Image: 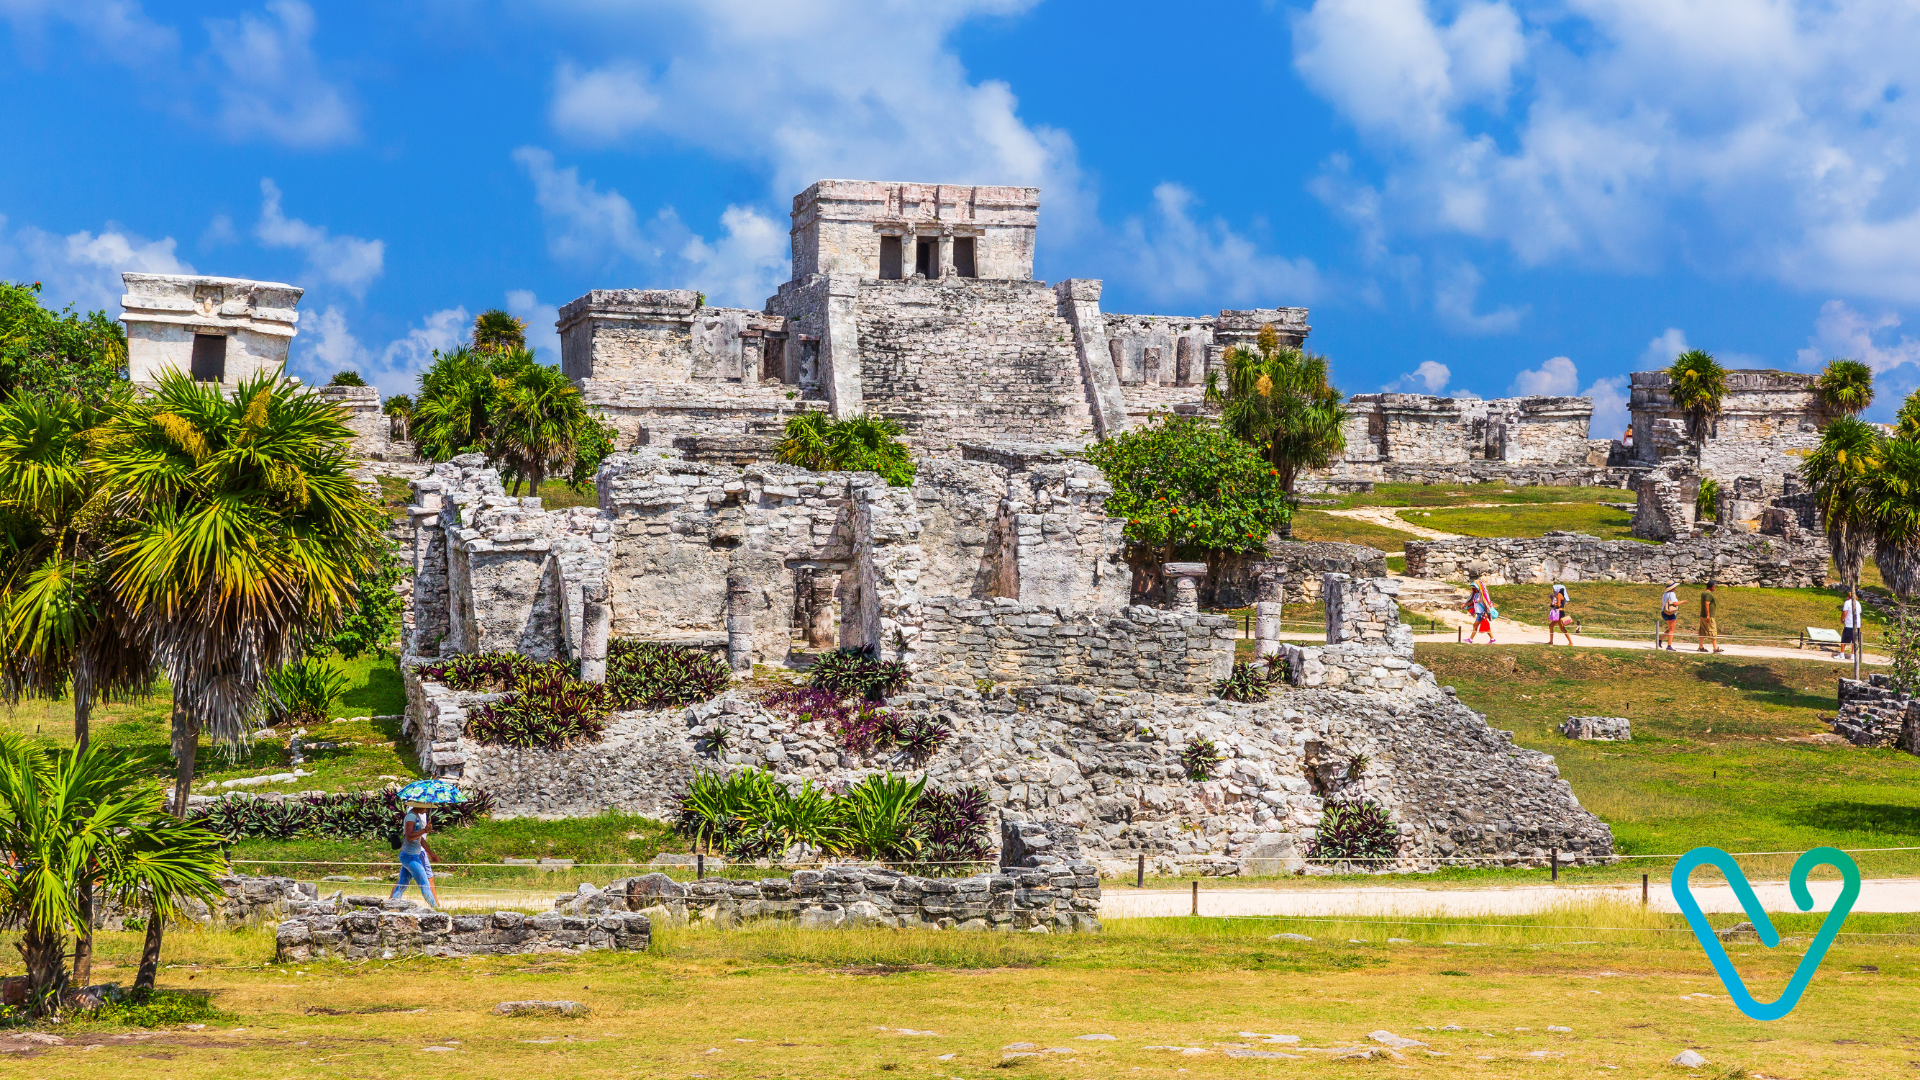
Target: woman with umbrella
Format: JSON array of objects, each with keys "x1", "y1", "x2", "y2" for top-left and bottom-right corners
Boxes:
[{"x1": 390, "y1": 779, "x2": 462, "y2": 908}]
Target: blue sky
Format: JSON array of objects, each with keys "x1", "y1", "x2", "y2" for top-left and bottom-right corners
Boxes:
[{"x1": 7, "y1": 0, "x2": 1920, "y2": 439}]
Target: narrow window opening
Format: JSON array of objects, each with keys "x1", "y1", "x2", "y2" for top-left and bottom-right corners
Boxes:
[
  {"x1": 1108, "y1": 338, "x2": 1123, "y2": 381},
  {"x1": 763, "y1": 338, "x2": 786, "y2": 382},
  {"x1": 190, "y1": 334, "x2": 227, "y2": 382},
  {"x1": 1175, "y1": 338, "x2": 1193, "y2": 385},
  {"x1": 879, "y1": 235, "x2": 903, "y2": 280},
  {"x1": 952, "y1": 237, "x2": 976, "y2": 278},
  {"x1": 914, "y1": 238, "x2": 936, "y2": 278}
]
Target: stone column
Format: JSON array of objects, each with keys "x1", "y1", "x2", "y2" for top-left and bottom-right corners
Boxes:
[
  {"x1": 1252, "y1": 561, "x2": 1286, "y2": 659},
  {"x1": 726, "y1": 569, "x2": 754, "y2": 674},
  {"x1": 1163, "y1": 562, "x2": 1207, "y2": 613},
  {"x1": 1053, "y1": 279, "x2": 1130, "y2": 439},
  {"x1": 821, "y1": 274, "x2": 863, "y2": 418},
  {"x1": 579, "y1": 581, "x2": 610, "y2": 684},
  {"x1": 807, "y1": 569, "x2": 838, "y2": 649}
]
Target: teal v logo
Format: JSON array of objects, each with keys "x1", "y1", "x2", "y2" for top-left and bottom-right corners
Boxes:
[{"x1": 1670, "y1": 846, "x2": 1861, "y2": 1021}]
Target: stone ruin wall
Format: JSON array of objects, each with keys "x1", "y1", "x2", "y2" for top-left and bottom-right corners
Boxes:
[
  {"x1": 404, "y1": 568, "x2": 1615, "y2": 876},
  {"x1": 1403, "y1": 528, "x2": 1828, "y2": 589},
  {"x1": 1629, "y1": 369, "x2": 1826, "y2": 495},
  {"x1": 1303, "y1": 393, "x2": 1611, "y2": 490}
]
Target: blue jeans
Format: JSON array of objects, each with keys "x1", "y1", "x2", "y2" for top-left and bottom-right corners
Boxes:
[{"x1": 392, "y1": 851, "x2": 437, "y2": 907}]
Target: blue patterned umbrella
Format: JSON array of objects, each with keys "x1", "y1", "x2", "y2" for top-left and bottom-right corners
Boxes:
[{"x1": 396, "y1": 779, "x2": 466, "y2": 804}]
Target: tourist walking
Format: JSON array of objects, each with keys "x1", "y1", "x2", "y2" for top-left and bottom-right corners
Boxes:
[
  {"x1": 391, "y1": 802, "x2": 439, "y2": 908},
  {"x1": 1464, "y1": 573, "x2": 1497, "y2": 644},
  {"x1": 1697, "y1": 582, "x2": 1723, "y2": 653},
  {"x1": 1547, "y1": 583, "x2": 1574, "y2": 645},
  {"x1": 1841, "y1": 589, "x2": 1862, "y2": 661},
  {"x1": 1659, "y1": 582, "x2": 1680, "y2": 650}
]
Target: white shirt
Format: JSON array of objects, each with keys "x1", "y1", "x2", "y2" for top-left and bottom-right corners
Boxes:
[
  {"x1": 1843, "y1": 599, "x2": 1861, "y2": 629},
  {"x1": 1661, "y1": 590, "x2": 1678, "y2": 613}
]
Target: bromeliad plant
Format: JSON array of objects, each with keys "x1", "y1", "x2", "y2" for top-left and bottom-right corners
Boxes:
[
  {"x1": 606, "y1": 639, "x2": 731, "y2": 709},
  {"x1": 190, "y1": 787, "x2": 493, "y2": 842},
  {"x1": 264, "y1": 655, "x2": 350, "y2": 726},
  {"x1": 468, "y1": 669, "x2": 612, "y2": 749},
  {"x1": 761, "y1": 686, "x2": 951, "y2": 760},
  {"x1": 808, "y1": 646, "x2": 911, "y2": 701},
  {"x1": 425, "y1": 640, "x2": 731, "y2": 750},
  {"x1": 1180, "y1": 736, "x2": 1225, "y2": 781},
  {"x1": 1303, "y1": 798, "x2": 1400, "y2": 866},
  {"x1": 1213, "y1": 657, "x2": 1288, "y2": 703}
]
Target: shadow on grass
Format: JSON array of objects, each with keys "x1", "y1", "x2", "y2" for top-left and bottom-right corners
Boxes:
[
  {"x1": 1786, "y1": 801, "x2": 1920, "y2": 838},
  {"x1": 340, "y1": 660, "x2": 407, "y2": 716},
  {"x1": 1690, "y1": 661, "x2": 1830, "y2": 710}
]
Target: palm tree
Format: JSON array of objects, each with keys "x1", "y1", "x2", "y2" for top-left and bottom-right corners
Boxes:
[
  {"x1": 91, "y1": 370, "x2": 383, "y2": 987},
  {"x1": 1804, "y1": 417, "x2": 1884, "y2": 660},
  {"x1": 1817, "y1": 358, "x2": 1874, "y2": 417},
  {"x1": 772, "y1": 411, "x2": 917, "y2": 486},
  {"x1": 491, "y1": 353, "x2": 589, "y2": 495},
  {"x1": 472, "y1": 309, "x2": 527, "y2": 353},
  {"x1": 411, "y1": 346, "x2": 499, "y2": 462},
  {"x1": 1205, "y1": 324, "x2": 1346, "y2": 538},
  {"x1": 1868, "y1": 434, "x2": 1920, "y2": 600},
  {"x1": 1667, "y1": 349, "x2": 1728, "y2": 452},
  {"x1": 0, "y1": 733, "x2": 226, "y2": 1012},
  {"x1": 0, "y1": 393, "x2": 158, "y2": 985}
]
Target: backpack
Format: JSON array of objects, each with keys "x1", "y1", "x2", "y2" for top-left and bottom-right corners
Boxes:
[{"x1": 386, "y1": 815, "x2": 405, "y2": 850}]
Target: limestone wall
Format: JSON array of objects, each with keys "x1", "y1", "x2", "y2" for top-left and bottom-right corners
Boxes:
[
  {"x1": 274, "y1": 897, "x2": 652, "y2": 962},
  {"x1": 1629, "y1": 369, "x2": 1826, "y2": 492},
  {"x1": 315, "y1": 384, "x2": 391, "y2": 462},
  {"x1": 1834, "y1": 675, "x2": 1920, "y2": 753},
  {"x1": 1309, "y1": 393, "x2": 1599, "y2": 486},
  {"x1": 94, "y1": 875, "x2": 316, "y2": 931},
  {"x1": 789, "y1": 180, "x2": 1041, "y2": 282},
  {"x1": 1403, "y1": 530, "x2": 1828, "y2": 588},
  {"x1": 121, "y1": 272, "x2": 301, "y2": 391},
  {"x1": 554, "y1": 866, "x2": 1101, "y2": 933},
  {"x1": 911, "y1": 600, "x2": 1236, "y2": 695}
]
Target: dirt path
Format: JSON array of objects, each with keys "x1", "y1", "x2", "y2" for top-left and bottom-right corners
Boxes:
[
  {"x1": 1102, "y1": 877, "x2": 1920, "y2": 917},
  {"x1": 1319, "y1": 505, "x2": 1461, "y2": 541}
]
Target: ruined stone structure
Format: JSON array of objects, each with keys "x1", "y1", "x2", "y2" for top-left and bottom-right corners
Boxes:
[
  {"x1": 1833, "y1": 675, "x2": 1920, "y2": 753},
  {"x1": 1629, "y1": 369, "x2": 1825, "y2": 485},
  {"x1": 316, "y1": 383, "x2": 396, "y2": 462},
  {"x1": 558, "y1": 180, "x2": 1308, "y2": 454},
  {"x1": 94, "y1": 874, "x2": 316, "y2": 931},
  {"x1": 1403, "y1": 528, "x2": 1827, "y2": 588},
  {"x1": 1305, "y1": 394, "x2": 1611, "y2": 490},
  {"x1": 274, "y1": 896, "x2": 653, "y2": 962},
  {"x1": 121, "y1": 272, "x2": 302, "y2": 390}
]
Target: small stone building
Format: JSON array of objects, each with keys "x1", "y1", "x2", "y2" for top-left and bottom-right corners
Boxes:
[{"x1": 121, "y1": 272, "x2": 303, "y2": 390}]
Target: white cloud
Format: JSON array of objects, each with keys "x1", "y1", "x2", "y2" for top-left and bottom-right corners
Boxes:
[
  {"x1": 375, "y1": 307, "x2": 470, "y2": 397},
  {"x1": 1114, "y1": 184, "x2": 1321, "y2": 307},
  {"x1": 514, "y1": 146, "x2": 787, "y2": 307},
  {"x1": 1641, "y1": 327, "x2": 1690, "y2": 367},
  {"x1": 1293, "y1": 0, "x2": 1920, "y2": 301},
  {"x1": 1586, "y1": 374, "x2": 1630, "y2": 440},
  {"x1": 1509, "y1": 355, "x2": 1579, "y2": 396},
  {"x1": 1433, "y1": 260, "x2": 1524, "y2": 333},
  {"x1": 1795, "y1": 299, "x2": 1920, "y2": 373},
  {"x1": 0, "y1": 0, "x2": 178, "y2": 66},
  {"x1": 505, "y1": 289, "x2": 563, "y2": 360},
  {"x1": 1385, "y1": 360, "x2": 1453, "y2": 393},
  {"x1": 202, "y1": 1, "x2": 356, "y2": 147},
  {"x1": 0, "y1": 216, "x2": 191, "y2": 313},
  {"x1": 300, "y1": 304, "x2": 367, "y2": 380},
  {"x1": 254, "y1": 179, "x2": 384, "y2": 296},
  {"x1": 550, "y1": 61, "x2": 660, "y2": 143},
  {"x1": 293, "y1": 305, "x2": 470, "y2": 398}
]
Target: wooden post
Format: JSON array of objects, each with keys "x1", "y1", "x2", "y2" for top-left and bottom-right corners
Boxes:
[
  {"x1": 696, "y1": 853, "x2": 705, "y2": 880},
  {"x1": 1642, "y1": 874, "x2": 1649, "y2": 906},
  {"x1": 1550, "y1": 849, "x2": 1558, "y2": 882},
  {"x1": 1191, "y1": 880, "x2": 1199, "y2": 916},
  {"x1": 1136, "y1": 854, "x2": 1145, "y2": 889}
]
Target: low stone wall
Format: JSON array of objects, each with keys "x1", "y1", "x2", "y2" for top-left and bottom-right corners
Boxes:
[
  {"x1": 1212, "y1": 541, "x2": 1388, "y2": 607},
  {"x1": 273, "y1": 896, "x2": 653, "y2": 961},
  {"x1": 1303, "y1": 461, "x2": 1639, "y2": 491},
  {"x1": 912, "y1": 599, "x2": 1236, "y2": 695},
  {"x1": 95, "y1": 874, "x2": 316, "y2": 930},
  {"x1": 552, "y1": 866, "x2": 1101, "y2": 933},
  {"x1": 1834, "y1": 675, "x2": 1920, "y2": 752},
  {"x1": 1403, "y1": 530, "x2": 1827, "y2": 588}
]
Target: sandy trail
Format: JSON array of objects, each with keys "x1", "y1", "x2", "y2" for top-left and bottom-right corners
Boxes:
[{"x1": 1319, "y1": 505, "x2": 1460, "y2": 541}]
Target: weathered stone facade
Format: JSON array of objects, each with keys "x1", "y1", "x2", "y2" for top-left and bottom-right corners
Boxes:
[
  {"x1": 93, "y1": 874, "x2": 317, "y2": 930},
  {"x1": 121, "y1": 272, "x2": 302, "y2": 391},
  {"x1": 558, "y1": 180, "x2": 1309, "y2": 454},
  {"x1": 315, "y1": 384, "x2": 393, "y2": 463},
  {"x1": 273, "y1": 896, "x2": 653, "y2": 961},
  {"x1": 1403, "y1": 529, "x2": 1827, "y2": 588},
  {"x1": 1630, "y1": 369, "x2": 1826, "y2": 488},
  {"x1": 1302, "y1": 393, "x2": 1611, "y2": 490},
  {"x1": 1561, "y1": 716, "x2": 1631, "y2": 742}
]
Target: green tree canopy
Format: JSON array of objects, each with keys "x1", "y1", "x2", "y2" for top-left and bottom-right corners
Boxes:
[
  {"x1": 772, "y1": 411, "x2": 916, "y2": 486},
  {"x1": 472, "y1": 309, "x2": 527, "y2": 352},
  {"x1": 1803, "y1": 415, "x2": 1884, "y2": 600},
  {"x1": 327, "y1": 370, "x2": 366, "y2": 387},
  {"x1": 0, "y1": 281, "x2": 127, "y2": 402},
  {"x1": 1817, "y1": 358, "x2": 1874, "y2": 416},
  {"x1": 1667, "y1": 349, "x2": 1729, "y2": 445},
  {"x1": 412, "y1": 346, "x2": 613, "y2": 494},
  {"x1": 1085, "y1": 416, "x2": 1293, "y2": 565}
]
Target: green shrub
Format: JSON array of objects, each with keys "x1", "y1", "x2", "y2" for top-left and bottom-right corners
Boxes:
[
  {"x1": 266, "y1": 656, "x2": 350, "y2": 726},
  {"x1": 327, "y1": 370, "x2": 367, "y2": 387},
  {"x1": 809, "y1": 646, "x2": 910, "y2": 701},
  {"x1": 83, "y1": 988, "x2": 229, "y2": 1028},
  {"x1": 468, "y1": 670, "x2": 610, "y2": 749},
  {"x1": 191, "y1": 788, "x2": 494, "y2": 842},
  {"x1": 773, "y1": 411, "x2": 917, "y2": 486},
  {"x1": 671, "y1": 768, "x2": 990, "y2": 865},
  {"x1": 1304, "y1": 799, "x2": 1400, "y2": 865}
]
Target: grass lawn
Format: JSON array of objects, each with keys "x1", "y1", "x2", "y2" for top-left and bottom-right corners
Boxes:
[
  {"x1": 1289, "y1": 509, "x2": 1415, "y2": 552},
  {"x1": 24, "y1": 912, "x2": 1917, "y2": 1078},
  {"x1": 1485, "y1": 581, "x2": 1886, "y2": 646},
  {"x1": 1421, "y1": 643, "x2": 1920, "y2": 881},
  {"x1": 1408, "y1": 501, "x2": 1640, "y2": 541},
  {"x1": 1, "y1": 652, "x2": 417, "y2": 794}
]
